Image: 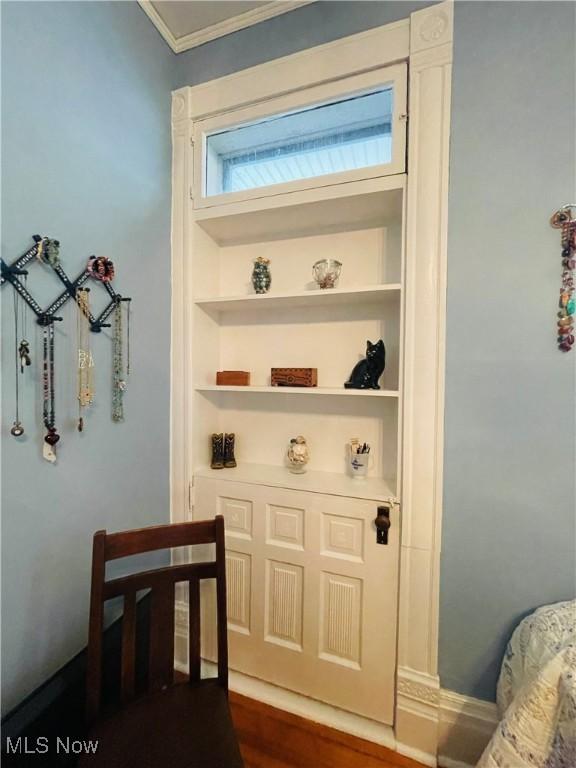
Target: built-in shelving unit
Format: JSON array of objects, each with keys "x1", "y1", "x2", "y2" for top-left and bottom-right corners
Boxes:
[
  {"x1": 195, "y1": 463, "x2": 397, "y2": 503},
  {"x1": 196, "y1": 385, "x2": 399, "y2": 397},
  {"x1": 194, "y1": 175, "x2": 404, "y2": 246},
  {"x1": 194, "y1": 284, "x2": 401, "y2": 313},
  {"x1": 172, "y1": 4, "x2": 453, "y2": 745},
  {"x1": 189, "y1": 174, "x2": 405, "y2": 495}
]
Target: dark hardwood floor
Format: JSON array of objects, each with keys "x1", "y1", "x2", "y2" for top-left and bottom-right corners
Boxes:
[{"x1": 229, "y1": 692, "x2": 426, "y2": 768}]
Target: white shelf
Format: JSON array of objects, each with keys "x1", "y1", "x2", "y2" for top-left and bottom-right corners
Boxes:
[
  {"x1": 195, "y1": 385, "x2": 399, "y2": 398},
  {"x1": 194, "y1": 176, "x2": 405, "y2": 246},
  {"x1": 194, "y1": 463, "x2": 397, "y2": 504},
  {"x1": 194, "y1": 284, "x2": 401, "y2": 313}
]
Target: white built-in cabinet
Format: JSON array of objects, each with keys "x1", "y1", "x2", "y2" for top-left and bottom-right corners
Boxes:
[{"x1": 171, "y1": 3, "x2": 453, "y2": 761}]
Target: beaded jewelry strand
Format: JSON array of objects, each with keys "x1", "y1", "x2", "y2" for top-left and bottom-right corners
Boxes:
[
  {"x1": 42, "y1": 323, "x2": 60, "y2": 461},
  {"x1": 112, "y1": 299, "x2": 129, "y2": 422},
  {"x1": 76, "y1": 288, "x2": 95, "y2": 431},
  {"x1": 551, "y1": 205, "x2": 576, "y2": 352},
  {"x1": 11, "y1": 288, "x2": 25, "y2": 436}
]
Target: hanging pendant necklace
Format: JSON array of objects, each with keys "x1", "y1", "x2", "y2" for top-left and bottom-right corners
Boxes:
[
  {"x1": 18, "y1": 275, "x2": 31, "y2": 374},
  {"x1": 76, "y1": 287, "x2": 95, "y2": 431},
  {"x1": 112, "y1": 299, "x2": 128, "y2": 422},
  {"x1": 11, "y1": 287, "x2": 25, "y2": 436},
  {"x1": 42, "y1": 322, "x2": 59, "y2": 462}
]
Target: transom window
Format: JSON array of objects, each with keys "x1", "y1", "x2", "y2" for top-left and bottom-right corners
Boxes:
[{"x1": 205, "y1": 89, "x2": 393, "y2": 197}]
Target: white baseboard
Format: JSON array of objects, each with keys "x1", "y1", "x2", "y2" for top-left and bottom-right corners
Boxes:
[
  {"x1": 176, "y1": 656, "x2": 398, "y2": 752},
  {"x1": 175, "y1": 604, "x2": 497, "y2": 768},
  {"x1": 438, "y1": 689, "x2": 498, "y2": 768}
]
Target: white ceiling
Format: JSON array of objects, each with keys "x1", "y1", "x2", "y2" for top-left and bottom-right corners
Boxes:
[{"x1": 139, "y1": 1, "x2": 315, "y2": 53}]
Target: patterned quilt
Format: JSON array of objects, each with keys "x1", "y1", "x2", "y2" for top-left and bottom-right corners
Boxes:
[{"x1": 478, "y1": 600, "x2": 576, "y2": 767}]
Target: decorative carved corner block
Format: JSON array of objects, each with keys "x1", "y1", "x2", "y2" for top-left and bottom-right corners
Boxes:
[
  {"x1": 171, "y1": 88, "x2": 190, "y2": 124},
  {"x1": 397, "y1": 667, "x2": 441, "y2": 708},
  {"x1": 410, "y1": 1, "x2": 453, "y2": 54}
]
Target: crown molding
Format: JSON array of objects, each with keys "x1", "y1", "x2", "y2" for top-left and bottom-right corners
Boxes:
[
  {"x1": 139, "y1": 1, "x2": 316, "y2": 55},
  {"x1": 138, "y1": 1, "x2": 178, "y2": 52}
]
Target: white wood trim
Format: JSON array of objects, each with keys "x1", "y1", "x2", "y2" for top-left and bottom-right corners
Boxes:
[
  {"x1": 438, "y1": 690, "x2": 498, "y2": 768},
  {"x1": 394, "y1": 1, "x2": 453, "y2": 756},
  {"x1": 193, "y1": 463, "x2": 397, "y2": 504},
  {"x1": 170, "y1": 91, "x2": 194, "y2": 523},
  {"x1": 173, "y1": 2, "x2": 315, "y2": 54},
  {"x1": 183, "y1": 20, "x2": 410, "y2": 121},
  {"x1": 194, "y1": 284, "x2": 401, "y2": 312},
  {"x1": 139, "y1": 2, "x2": 315, "y2": 54},
  {"x1": 138, "y1": 0, "x2": 316, "y2": 53},
  {"x1": 177, "y1": 604, "x2": 496, "y2": 768},
  {"x1": 138, "y1": 1, "x2": 178, "y2": 52},
  {"x1": 195, "y1": 385, "x2": 399, "y2": 398},
  {"x1": 192, "y1": 63, "x2": 407, "y2": 207}
]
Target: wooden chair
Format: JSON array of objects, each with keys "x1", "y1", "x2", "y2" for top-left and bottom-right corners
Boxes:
[{"x1": 79, "y1": 516, "x2": 243, "y2": 768}]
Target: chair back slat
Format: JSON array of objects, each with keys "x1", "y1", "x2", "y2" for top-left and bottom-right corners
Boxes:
[
  {"x1": 215, "y1": 517, "x2": 229, "y2": 692},
  {"x1": 188, "y1": 577, "x2": 201, "y2": 682},
  {"x1": 121, "y1": 592, "x2": 137, "y2": 704},
  {"x1": 86, "y1": 531, "x2": 106, "y2": 723},
  {"x1": 103, "y1": 562, "x2": 217, "y2": 600},
  {"x1": 86, "y1": 517, "x2": 228, "y2": 723},
  {"x1": 104, "y1": 520, "x2": 218, "y2": 560},
  {"x1": 148, "y1": 580, "x2": 176, "y2": 692}
]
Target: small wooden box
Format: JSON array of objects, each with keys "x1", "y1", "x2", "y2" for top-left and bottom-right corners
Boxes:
[
  {"x1": 271, "y1": 368, "x2": 318, "y2": 387},
  {"x1": 216, "y1": 371, "x2": 251, "y2": 386}
]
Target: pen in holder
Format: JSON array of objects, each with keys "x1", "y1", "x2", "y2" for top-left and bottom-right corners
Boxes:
[{"x1": 348, "y1": 439, "x2": 373, "y2": 480}]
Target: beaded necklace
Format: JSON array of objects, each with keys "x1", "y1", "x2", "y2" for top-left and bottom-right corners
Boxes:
[
  {"x1": 76, "y1": 287, "x2": 94, "y2": 431},
  {"x1": 42, "y1": 323, "x2": 59, "y2": 461},
  {"x1": 112, "y1": 300, "x2": 129, "y2": 422},
  {"x1": 11, "y1": 285, "x2": 27, "y2": 437},
  {"x1": 551, "y1": 205, "x2": 576, "y2": 352}
]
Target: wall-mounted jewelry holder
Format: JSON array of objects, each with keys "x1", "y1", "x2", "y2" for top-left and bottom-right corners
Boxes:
[
  {"x1": 1, "y1": 235, "x2": 131, "y2": 330},
  {"x1": 550, "y1": 206, "x2": 575, "y2": 353}
]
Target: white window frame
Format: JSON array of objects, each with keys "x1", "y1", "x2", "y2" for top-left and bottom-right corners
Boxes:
[{"x1": 192, "y1": 63, "x2": 407, "y2": 209}]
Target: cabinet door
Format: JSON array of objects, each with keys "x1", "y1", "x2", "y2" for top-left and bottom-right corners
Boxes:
[{"x1": 194, "y1": 478, "x2": 399, "y2": 725}]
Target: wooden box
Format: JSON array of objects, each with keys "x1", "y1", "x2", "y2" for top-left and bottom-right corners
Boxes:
[
  {"x1": 271, "y1": 368, "x2": 318, "y2": 387},
  {"x1": 216, "y1": 371, "x2": 251, "y2": 386}
]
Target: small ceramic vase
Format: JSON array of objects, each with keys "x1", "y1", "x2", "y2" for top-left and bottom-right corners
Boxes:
[
  {"x1": 286, "y1": 436, "x2": 309, "y2": 474},
  {"x1": 252, "y1": 257, "x2": 271, "y2": 294}
]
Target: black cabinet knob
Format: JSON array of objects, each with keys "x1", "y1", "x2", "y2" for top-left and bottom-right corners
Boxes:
[{"x1": 374, "y1": 506, "x2": 391, "y2": 545}]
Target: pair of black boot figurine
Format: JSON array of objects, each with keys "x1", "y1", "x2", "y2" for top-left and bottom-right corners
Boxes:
[{"x1": 211, "y1": 433, "x2": 237, "y2": 469}]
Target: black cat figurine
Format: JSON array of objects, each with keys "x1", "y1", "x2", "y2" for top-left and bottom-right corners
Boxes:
[{"x1": 344, "y1": 339, "x2": 386, "y2": 390}]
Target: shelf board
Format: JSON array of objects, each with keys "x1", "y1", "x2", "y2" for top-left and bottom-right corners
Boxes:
[
  {"x1": 194, "y1": 284, "x2": 401, "y2": 313},
  {"x1": 193, "y1": 176, "x2": 405, "y2": 246},
  {"x1": 194, "y1": 463, "x2": 397, "y2": 503},
  {"x1": 195, "y1": 385, "x2": 399, "y2": 398}
]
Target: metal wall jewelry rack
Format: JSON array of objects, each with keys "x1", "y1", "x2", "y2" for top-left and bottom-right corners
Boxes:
[{"x1": 1, "y1": 235, "x2": 131, "y2": 330}]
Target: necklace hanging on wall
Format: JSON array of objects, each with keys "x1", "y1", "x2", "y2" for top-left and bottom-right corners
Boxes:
[
  {"x1": 76, "y1": 287, "x2": 95, "y2": 432},
  {"x1": 112, "y1": 298, "x2": 130, "y2": 422},
  {"x1": 551, "y1": 205, "x2": 576, "y2": 352},
  {"x1": 11, "y1": 283, "x2": 30, "y2": 437},
  {"x1": 42, "y1": 323, "x2": 60, "y2": 462}
]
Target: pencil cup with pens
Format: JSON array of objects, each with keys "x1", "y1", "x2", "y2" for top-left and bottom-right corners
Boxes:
[{"x1": 348, "y1": 438, "x2": 372, "y2": 480}]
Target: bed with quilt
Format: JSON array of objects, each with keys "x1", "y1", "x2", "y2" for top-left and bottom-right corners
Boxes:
[{"x1": 478, "y1": 600, "x2": 575, "y2": 768}]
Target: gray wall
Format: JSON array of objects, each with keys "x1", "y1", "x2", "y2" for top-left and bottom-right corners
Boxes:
[
  {"x1": 440, "y1": 0, "x2": 575, "y2": 700},
  {"x1": 175, "y1": 0, "x2": 576, "y2": 701},
  {"x1": 1, "y1": 1, "x2": 174, "y2": 714},
  {"x1": 174, "y1": 1, "x2": 430, "y2": 88}
]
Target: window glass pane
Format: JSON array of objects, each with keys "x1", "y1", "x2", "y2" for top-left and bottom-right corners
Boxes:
[{"x1": 205, "y1": 89, "x2": 393, "y2": 197}]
